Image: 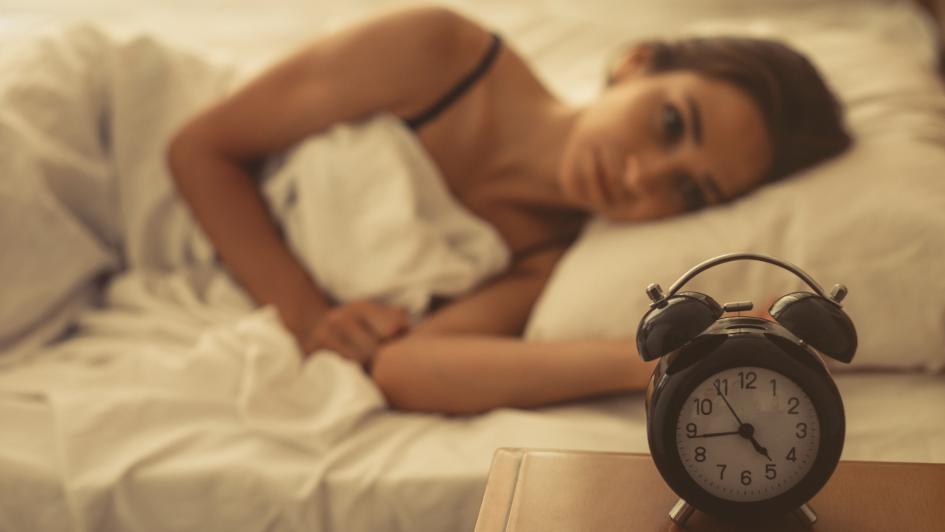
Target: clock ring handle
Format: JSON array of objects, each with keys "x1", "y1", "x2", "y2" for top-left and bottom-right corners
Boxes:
[{"x1": 661, "y1": 252, "x2": 830, "y2": 301}]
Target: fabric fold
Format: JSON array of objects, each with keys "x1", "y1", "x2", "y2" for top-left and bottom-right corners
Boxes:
[{"x1": 262, "y1": 114, "x2": 511, "y2": 319}]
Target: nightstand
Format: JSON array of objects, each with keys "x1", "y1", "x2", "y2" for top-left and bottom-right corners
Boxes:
[{"x1": 474, "y1": 449, "x2": 945, "y2": 531}]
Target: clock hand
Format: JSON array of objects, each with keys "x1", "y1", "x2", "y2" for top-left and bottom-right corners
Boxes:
[
  {"x1": 689, "y1": 431, "x2": 740, "y2": 438},
  {"x1": 712, "y1": 383, "x2": 773, "y2": 460},
  {"x1": 737, "y1": 423, "x2": 774, "y2": 462},
  {"x1": 713, "y1": 381, "x2": 744, "y2": 426},
  {"x1": 748, "y1": 434, "x2": 774, "y2": 462}
]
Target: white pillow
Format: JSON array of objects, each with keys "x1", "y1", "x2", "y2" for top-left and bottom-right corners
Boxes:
[{"x1": 525, "y1": 18, "x2": 945, "y2": 372}]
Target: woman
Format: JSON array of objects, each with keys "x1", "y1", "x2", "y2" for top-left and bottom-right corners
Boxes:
[{"x1": 167, "y1": 6, "x2": 851, "y2": 414}]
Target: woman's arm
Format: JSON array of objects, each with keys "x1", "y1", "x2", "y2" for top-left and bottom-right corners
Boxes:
[
  {"x1": 373, "y1": 334, "x2": 652, "y2": 415},
  {"x1": 169, "y1": 136, "x2": 331, "y2": 341},
  {"x1": 370, "y1": 247, "x2": 655, "y2": 414},
  {"x1": 166, "y1": 7, "x2": 493, "y2": 341}
]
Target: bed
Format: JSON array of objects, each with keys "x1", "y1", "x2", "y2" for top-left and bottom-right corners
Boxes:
[{"x1": 1, "y1": 1, "x2": 944, "y2": 531}]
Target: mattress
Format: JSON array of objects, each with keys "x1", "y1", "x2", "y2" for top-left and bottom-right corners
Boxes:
[{"x1": 1, "y1": 1, "x2": 944, "y2": 531}]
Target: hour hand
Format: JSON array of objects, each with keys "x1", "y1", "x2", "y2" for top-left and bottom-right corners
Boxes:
[{"x1": 748, "y1": 435, "x2": 773, "y2": 462}]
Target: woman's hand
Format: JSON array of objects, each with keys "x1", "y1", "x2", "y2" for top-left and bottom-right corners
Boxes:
[{"x1": 302, "y1": 300, "x2": 410, "y2": 366}]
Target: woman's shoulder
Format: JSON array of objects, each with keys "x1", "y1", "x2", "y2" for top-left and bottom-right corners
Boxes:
[
  {"x1": 384, "y1": 5, "x2": 486, "y2": 40},
  {"x1": 367, "y1": 5, "x2": 494, "y2": 72},
  {"x1": 342, "y1": 5, "x2": 501, "y2": 119}
]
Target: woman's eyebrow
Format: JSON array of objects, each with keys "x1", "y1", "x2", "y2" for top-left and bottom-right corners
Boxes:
[{"x1": 686, "y1": 95, "x2": 703, "y2": 145}]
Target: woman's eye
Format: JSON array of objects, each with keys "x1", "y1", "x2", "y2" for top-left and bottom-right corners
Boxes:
[{"x1": 662, "y1": 103, "x2": 684, "y2": 144}]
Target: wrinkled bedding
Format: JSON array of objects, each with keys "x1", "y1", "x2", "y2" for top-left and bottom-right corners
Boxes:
[
  {"x1": 1, "y1": 270, "x2": 942, "y2": 531},
  {"x1": 0, "y1": 24, "x2": 508, "y2": 355}
]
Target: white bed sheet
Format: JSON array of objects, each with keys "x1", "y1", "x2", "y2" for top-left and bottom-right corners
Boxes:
[
  {"x1": 1, "y1": 302, "x2": 943, "y2": 532},
  {"x1": 2, "y1": 1, "x2": 944, "y2": 531}
]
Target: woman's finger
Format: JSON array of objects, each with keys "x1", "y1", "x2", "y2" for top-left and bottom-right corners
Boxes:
[
  {"x1": 334, "y1": 314, "x2": 378, "y2": 361},
  {"x1": 359, "y1": 304, "x2": 409, "y2": 339},
  {"x1": 328, "y1": 326, "x2": 370, "y2": 362},
  {"x1": 306, "y1": 319, "x2": 361, "y2": 361}
]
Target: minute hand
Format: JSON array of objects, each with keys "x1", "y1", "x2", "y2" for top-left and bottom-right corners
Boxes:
[
  {"x1": 714, "y1": 382, "x2": 744, "y2": 425},
  {"x1": 690, "y1": 431, "x2": 740, "y2": 438}
]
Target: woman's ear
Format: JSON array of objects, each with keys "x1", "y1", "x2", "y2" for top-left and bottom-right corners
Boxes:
[{"x1": 606, "y1": 44, "x2": 654, "y2": 85}]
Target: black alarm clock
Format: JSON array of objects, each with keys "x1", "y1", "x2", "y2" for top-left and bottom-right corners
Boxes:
[{"x1": 636, "y1": 253, "x2": 857, "y2": 526}]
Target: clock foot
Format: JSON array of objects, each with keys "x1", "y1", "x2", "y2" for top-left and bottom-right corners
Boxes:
[
  {"x1": 792, "y1": 503, "x2": 818, "y2": 527},
  {"x1": 669, "y1": 498, "x2": 695, "y2": 526}
]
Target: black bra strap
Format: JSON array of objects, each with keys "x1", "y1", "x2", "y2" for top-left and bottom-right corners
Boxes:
[{"x1": 405, "y1": 33, "x2": 502, "y2": 130}]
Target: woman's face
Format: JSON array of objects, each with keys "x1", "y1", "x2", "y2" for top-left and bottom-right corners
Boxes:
[{"x1": 558, "y1": 69, "x2": 773, "y2": 221}]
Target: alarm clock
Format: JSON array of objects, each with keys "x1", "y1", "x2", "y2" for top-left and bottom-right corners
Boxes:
[{"x1": 636, "y1": 252, "x2": 857, "y2": 526}]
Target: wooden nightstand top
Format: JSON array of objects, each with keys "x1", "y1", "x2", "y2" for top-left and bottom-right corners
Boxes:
[{"x1": 475, "y1": 449, "x2": 945, "y2": 532}]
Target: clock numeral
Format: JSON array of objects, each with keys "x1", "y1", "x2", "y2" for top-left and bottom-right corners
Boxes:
[
  {"x1": 787, "y1": 397, "x2": 800, "y2": 415},
  {"x1": 765, "y1": 463, "x2": 777, "y2": 480},
  {"x1": 796, "y1": 422, "x2": 808, "y2": 439},
  {"x1": 713, "y1": 378, "x2": 728, "y2": 396},
  {"x1": 686, "y1": 423, "x2": 698, "y2": 438},
  {"x1": 716, "y1": 464, "x2": 727, "y2": 480},
  {"x1": 738, "y1": 371, "x2": 757, "y2": 390},
  {"x1": 786, "y1": 447, "x2": 797, "y2": 462},
  {"x1": 693, "y1": 398, "x2": 713, "y2": 416},
  {"x1": 770, "y1": 378, "x2": 777, "y2": 396},
  {"x1": 695, "y1": 447, "x2": 706, "y2": 462},
  {"x1": 740, "y1": 470, "x2": 752, "y2": 486}
]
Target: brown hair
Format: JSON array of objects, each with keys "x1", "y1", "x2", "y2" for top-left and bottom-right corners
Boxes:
[{"x1": 617, "y1": 36, "x2": 852, "y2": 183}]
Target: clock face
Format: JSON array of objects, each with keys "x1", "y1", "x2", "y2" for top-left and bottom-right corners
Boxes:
[{"x1": 675, "y1": 366, "x2": 820, "y2": 502}]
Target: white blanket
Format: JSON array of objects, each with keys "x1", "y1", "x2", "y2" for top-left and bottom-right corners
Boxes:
[
  {"x1": 0, "y1": 24, "x2": 510, "y2": 356},
  {"x1": 263, "y1": 116, "x2": 510, "y2": 317},
  {"x1": 0, "y1": 269, "x2": 389, "y2": 531},
  {"x1": 0, "y1": 23, "x2": 512, "y2": 531}
]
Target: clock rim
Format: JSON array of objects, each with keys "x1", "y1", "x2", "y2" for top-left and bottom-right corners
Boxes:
[{"x1": 647, "y1": 331, "x2": 845, "y2": 521}]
